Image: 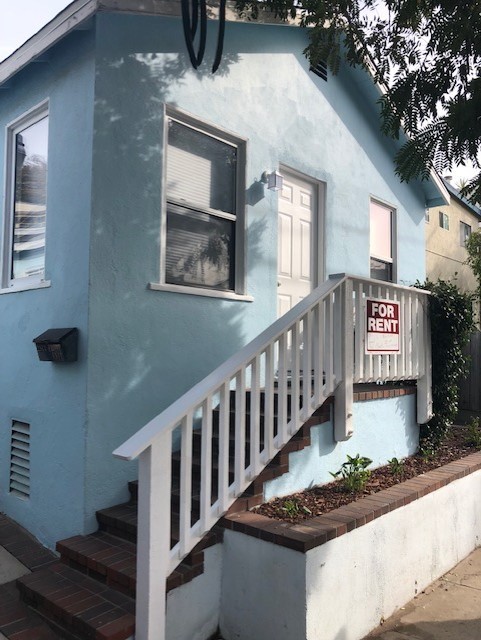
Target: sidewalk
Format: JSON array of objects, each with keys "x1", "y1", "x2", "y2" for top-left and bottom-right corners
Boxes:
[{"x1": 366, "y1": 547, "x2": 481, "y2": 639}]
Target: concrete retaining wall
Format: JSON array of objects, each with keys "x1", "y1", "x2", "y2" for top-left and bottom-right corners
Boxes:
[{"x1": 219, "y1": 468, "x2": 481, "y2": 640}]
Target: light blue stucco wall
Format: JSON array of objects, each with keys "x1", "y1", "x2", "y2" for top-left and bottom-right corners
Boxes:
[
  {"x1": 84, "y1": 14, "x2": 429, "y2": 523},
  {"x1": 0, "y1": 32, "x2": 95, "y2": 547},
  {"x1": 265, "y1": 394, "x2": 419, "y2": 500}
]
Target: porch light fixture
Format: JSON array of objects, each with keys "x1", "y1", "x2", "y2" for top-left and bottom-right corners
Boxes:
[{"x1": 261, "y1": 170, "x2": 284, "y2": 191}]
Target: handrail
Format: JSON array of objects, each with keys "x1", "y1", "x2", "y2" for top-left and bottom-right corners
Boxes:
[{"x1": 113, "y1": 273, "x2": 347, "y2": 462}]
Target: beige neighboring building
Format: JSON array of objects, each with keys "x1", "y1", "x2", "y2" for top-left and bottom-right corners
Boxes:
[{"x1": 427, "y1": 178, "x2": 481, "y2": 318}]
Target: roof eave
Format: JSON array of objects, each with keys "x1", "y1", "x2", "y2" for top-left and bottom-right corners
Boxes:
[{"x1": 0, "y1": 0, "x2": 99, "y2": 89}]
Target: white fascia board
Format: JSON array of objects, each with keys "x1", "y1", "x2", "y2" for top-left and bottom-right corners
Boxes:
[{"x1": 0, "y1": 0, "x2": 98, "y2": 88}]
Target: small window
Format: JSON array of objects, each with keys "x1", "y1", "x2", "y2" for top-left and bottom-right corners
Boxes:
[
  {"x1": 2, "y1": 103, "x2": 49, "y2": 289},
  {"x1": 425, "y1": 208, "x2": 430, "y2": 223},
  {"x1": 439, "y1": 211, "x2": 449, "y2": 230},
  {"x1": 162, "y1": 110, "x2": 245, "y2": 295},
  {"x1": 460, "y1": 221, "x2": 472, "y2": 246},
  {"x1": 370, "y1": 199, "x2": 395, "y2": 282}
]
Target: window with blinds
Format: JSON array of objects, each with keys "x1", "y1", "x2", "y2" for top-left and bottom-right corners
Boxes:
[{"x1": 164, "y1": 115, "x2": 243, "y2": 293}]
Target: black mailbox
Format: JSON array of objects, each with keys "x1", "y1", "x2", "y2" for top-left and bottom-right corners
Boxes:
[{"x1": 33, "y1": 328, "x2": 78, "y2": 363}]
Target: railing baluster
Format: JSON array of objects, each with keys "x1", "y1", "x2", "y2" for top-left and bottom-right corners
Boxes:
[
  {"x1": 200, "y1": 396, "x2": 212, "y2": 532},
  {"x1": 400, "y1": 291, "x2": 406, "y2": 378},
  {"x1": 354, "y1": 282, "x2": 363, "y2": 382},
  {"x1": 234, "y1": 369, "x2": 246, "y2": 495},
  {"x1": 218, "y1": 382, "x2": 230, "y2": 513},
  {"x1": 312, "y1": 302, "x2": 322, "y2": 405},
  {"x1": 406, "y1": 292, "x2": 413, "y2": 378},
  {"x1": 302, "y1": 312, "x2": 312, "y2": 420},
  {"x1": 250, "y1": 356, "x2": 261, "y2": 477},
  {"x1": 290, "y1": 323, "x2": 301, "y2": 435},
  {"x1": 325, "y1": 293, "x2": 334, "y2": 394},
  {"x1": 277, "y1": 335, "x2": 289, "y2": 446},
  {"x1": 413, "y1": 294, "x2": 420, "y2": 376},
  {"x1": 382, "y1": 286, "x2": 390, "y2": 381},
  {"x1": 367, "y1": 283, "x2": 374, "y2": 380},
  {"x1": 179, "y1": 413, "x2": 193, "y2": 557},
  {"x1": 264, "y1": 343, "x2": 275, "y2": 457}
]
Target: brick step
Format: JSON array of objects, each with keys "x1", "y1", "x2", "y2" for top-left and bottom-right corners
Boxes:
[
  {"x1": 57, "y1": 532, "x2": 137, "y2": 598},
  {"x1": 17, "y1": 563, "x2": 135, "y2": 640},
  {"x1": 95, "y1": 501, "x2": 222, "y2": 556},
  {"x1": 56, "y1": 530, "x2": 215, "y2": 599},
  {"x1": 0, "y1": 581, "x2": 65, "y2": 640},
  {"x1": 96, "y1": 503, "x2": 137, "y2": 543}
]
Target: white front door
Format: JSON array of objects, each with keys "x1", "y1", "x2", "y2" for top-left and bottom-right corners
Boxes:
[{"x1": 277, "y1": 170, "x2": 320, "y2": 318}]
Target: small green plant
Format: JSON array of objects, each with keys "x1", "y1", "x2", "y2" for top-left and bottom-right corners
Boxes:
[
  {"x1": 388, "y1": 457, "x2": 405, "y2": 477},
  {"x1": 464, "y1": 418, "x2": 481, "y2": 448},
  {"x1": 330, "y1": 454, "x2": 373, "y2": 493},
  {"x1": 279, "y1": 498, "x2": 311, "y2": 517},
  {"x1": 419, "y1": 444, "x2": 435, "y2": 461}
]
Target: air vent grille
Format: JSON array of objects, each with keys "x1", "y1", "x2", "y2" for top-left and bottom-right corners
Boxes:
[
  {"x1": 310, "y1": 61, "x2": 328, "y2": 81},
  {"x1": 10, "y1": 421, "x2": 30, "y2": 499}
]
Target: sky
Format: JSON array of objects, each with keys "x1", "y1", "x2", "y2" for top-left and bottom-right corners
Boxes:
[
  {"x1": 0, "y1": 0, "x2": 478, "y2": 188},
  {"x1": 0, "y1": 0, "x2": 72, "y2": 62}
]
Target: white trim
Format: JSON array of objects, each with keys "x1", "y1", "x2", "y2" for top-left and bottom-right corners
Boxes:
[
  {"x1": 148, "y1": 282, "x2": 253, "y2": 302},
  {"x1": 0, "y1": 280, "x2": 51, "y2": 295},
  {"x1": 2, "y1": 102, "x2": 49, "y2": 290},
  {"x1": 369, "y1": 197, "x2": 397, "y2": 283}
]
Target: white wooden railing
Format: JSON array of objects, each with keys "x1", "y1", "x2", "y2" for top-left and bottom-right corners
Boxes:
[{"x1": 113, "y1": 274, "x2": 432, "y2": 640}]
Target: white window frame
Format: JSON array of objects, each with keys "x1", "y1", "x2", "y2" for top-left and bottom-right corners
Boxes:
[
  {"x1": 149, "y1": 106, "x2": 252, "y2": 302},
  {"x1": 1, "y1": 100, "x2": 51, "y2": 293},
  {"x1": 460, "y1": 221, "x2": 472, "y2": 247},
  {"x1": 369, "y1": 198, "x2": 397, "y2": 283},
  {"x1": 439, "y1": 211, "x2": 449, "y2": 230}
]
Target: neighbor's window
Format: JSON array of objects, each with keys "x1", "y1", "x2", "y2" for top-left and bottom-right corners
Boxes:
[
  {"x1": 439, "y1": 211, "x2": 449, "y2": 230},
  {"x1": 460, "y1": 221, "x2": 472, "y2": 247},
  {"x1": 3, "y1": 104, "x2": 49, "y2": 288},
  {"x1": 370, "y1": 199, "x2": 395, "y2": 282},
  {"x1": 163, "y1": 112, "x2": 245, "y2": 293}
]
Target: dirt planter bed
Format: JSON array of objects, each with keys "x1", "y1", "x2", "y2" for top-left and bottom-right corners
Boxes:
[{"x1": 219, "y1": 450, "x2": 481, "y2": 640}]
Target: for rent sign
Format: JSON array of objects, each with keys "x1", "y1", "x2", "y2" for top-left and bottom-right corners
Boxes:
[{"x1": 365, "y1": 298, "x2": 401, "y2": 354}]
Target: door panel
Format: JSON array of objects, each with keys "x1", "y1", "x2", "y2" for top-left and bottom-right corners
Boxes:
[{"x1": 277, "y1": 171, "x2": 318, "y2": 317}]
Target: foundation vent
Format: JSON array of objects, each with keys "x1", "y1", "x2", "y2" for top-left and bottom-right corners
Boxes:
[
  {"x1": 310, "y1": 61, "x2": 328, "y2": 81},
  {"x1": 10, "y1": 421, "x2": 30, "y2": 499}
]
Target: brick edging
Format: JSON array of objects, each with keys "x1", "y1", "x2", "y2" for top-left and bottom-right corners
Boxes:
[
  {"x1": 353, "y1": 383, "x2": 416, "y2": 402},
  {"x1": 221, "y1": 450, "x2": 481, "y2": 553}
]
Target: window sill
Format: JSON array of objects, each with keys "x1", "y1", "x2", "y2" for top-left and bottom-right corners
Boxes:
[
  {"x1": 0, "y1": 280, "x2": 51, "y2": 295},
  {"x1": 148, "y1": 282, "x2": 254, "y2": 302}
]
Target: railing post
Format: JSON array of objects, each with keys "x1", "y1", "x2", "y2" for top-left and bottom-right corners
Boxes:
[
  {"x1": 135, "y1": 434, "x2": 171, "y2": 640},
  {"x1": 417, "y1": 295, "x2": 433, "y2": 424},
  {"x1": 334, "y1": 279, "x2": 354, "y2": 441}
]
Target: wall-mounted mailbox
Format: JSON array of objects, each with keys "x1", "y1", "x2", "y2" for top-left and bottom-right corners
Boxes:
[{"x1": 33, "y1": 328, "x2": 79, "y2": 363}]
